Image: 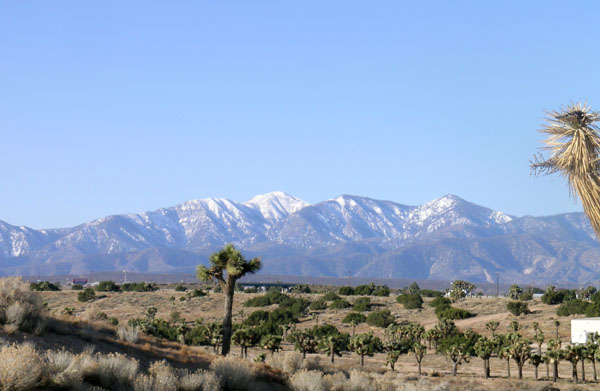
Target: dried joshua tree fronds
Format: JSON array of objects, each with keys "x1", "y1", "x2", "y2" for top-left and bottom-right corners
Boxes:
[{"x1": 531, "y1": 102, "x2": 600, "y2": 238}]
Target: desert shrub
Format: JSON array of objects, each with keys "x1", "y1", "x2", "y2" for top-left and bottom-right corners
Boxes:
[
  {"x1": 352, "y1": 297, "x2": 371, "y2": 312},
  {"x1": 519, "y1": 290, "x2": 533, "y2": 301},
  {"x1": 507, "y1": 301, "x2": 530, "y2": 316},
  {"x1": 0, "y1": 343, "x2": 45, "y2": 391},
  {"x1": 338, "y1": 286, "x2": 355, "y2": 295},
  {"x1": 147, "y1": 360, "x2": 178, "y2": 391},
  {"x1": 129, "y1": 317, "x2": 180, "y2": 341},
  {"x1": 541, "y1": 287, "x2": 576, "y2": 305},
  {"x1": 292, "y1": 284, "x2": 312, "y2": 294},
  {"x1": 322, "y1": 292, "x2": 340, "y2": 301},
  {"x1": 373, "y1": 285, "x2": 391, "y2": 297},
  {"x1": 96, "y1": 352, "x2": 140, "y2": 389},
  {"x1": 329, "y1": 298, "x2": 351, "y2": 310},
  {"x1": 290, "y1": 369, "x2": 326, "y2": 391},
  {"x1": 366, "y1": 310, "x2": 394, "y2": 328},
  {"x1": 429, "y1": 296, "x2": 451, "y2": 308},
  {"x1": 45, "y1": 349, "x2": 82, "y2": 389},
  {"x1": 71, "y1": 284, "x2": 84, "y2": 290},
  {"x1": 309, "y1": 299, "x2": 327, "y2": 311},
  {"x1": 117, "y1": 325, "x2": 140, "y2": 343},
  {"x1": 556, "y1": 299, "x2": 590, "y2": 316},
  {"x1": 96, "y1": 280, "x2": 120, "y2": 292},
  {"x1": 244, "y1": 310, "x2": 270, "y2": 326},
  {"x1": 342, "y1": 312, "x2": 366, "y2": 324},
  {"x1": 353, "y1": 284, "x2": 375, "y2": 296},
  {"x1": 178, "y1": 369, "x2": 221, "y2": 391},
  {"x1": 420, "y1": 289, "x2": 443, "y2": 297},
  {"x1": 435, "y1": 305, "x2": 473, "y2": 320},
  {"x1": 282, "y1": 351, "x2": 305, "y2": 374},
  {"x1": 62, "y1": 307, "x2": 75, "y2": 316},
  {"x1": 0, "y1": 277, "x2": 46, "y2": 332},
  {"x1": 396, "y1": 293, "x2": 423, "y2": 309},
  {"x1": 210, "y1": 357, "x2": 256, "y2": 391},
  {"x1": 244, "y1": 291, "x2": 288, "y2": 307},
  {"x1": 29, "y1": 281, "x2": 61, "y2": 291},
  {"x1": 191, "y1": 288, "x2": 206, "y2": 297},
  {"x1": 175, "y1": 285, "x2": 187, "y2": 292},
  {"x1": 122, "y1": 282, "x2": 159, "y2": 292},
  {"x1": 78, "y1": 288, "x2": 97, "y2": 302}
]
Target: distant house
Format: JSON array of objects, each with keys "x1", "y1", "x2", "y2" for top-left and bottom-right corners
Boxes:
[{"x1": 571, "y1": 318, "x2": 600, "y2": 343}]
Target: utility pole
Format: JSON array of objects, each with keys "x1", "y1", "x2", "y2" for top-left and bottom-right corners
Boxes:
[{"x1": 496, "y1": 273, "x2": 499, "y2": 297}]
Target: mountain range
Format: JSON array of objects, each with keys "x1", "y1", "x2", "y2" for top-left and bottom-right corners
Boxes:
[{"x1": 1, "y1": 192, "x2": 599, "y2": 284}]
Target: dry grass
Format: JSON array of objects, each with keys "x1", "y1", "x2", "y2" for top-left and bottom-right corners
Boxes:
[
  {"x1": 117, "y1": 324, "x2": 140, "y2": 344},
  {"x1": 0, "y1": 277, "x2": 46, "y2": 333},
  {"x1": 290, "y1": 370, "x2": 327, "y2": 391}
]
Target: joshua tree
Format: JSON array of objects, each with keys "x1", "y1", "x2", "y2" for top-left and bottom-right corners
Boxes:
[
  {"x1": 474, "y1": 337, "x2": 494, "y2": 378},
  {"x1": 589, "y1": 333, "x2": 600, "y2": 381},
  {"x1": 486, "y1": 320, "x2": 500, "y2": 336},
  {"x1": 197, "y1": 244, "x2": 261, "y2": 356},
  {"x1": 232, "y1": 326, "x2": 256, "y2": 358},
  {"x1": 289, "y1": 330, "x2": 317, "y2": 359},
  {"x1": 260, "y1": 334, "x2": 282, "y2": 356},
  {"x1": 530, "y1": 353, "x2": 542, "y2": 381},
  {"x1": 534, "y1": 329, "x2": 545, "y2": 355},
  {"x1": 508, "y1": 335, "x2": 532, "y2": 379},
  {"x1": 319, "y1": 333, "x2": 350, "y2": 363},
  {"x1": 532, "y1": 103, "x2": 600, "y2": 240},
  {"x1": 412, "y1": 342, "x2": 427, "y2": 375},
  {"x1": 350, "y1": 332, "x2": 382, "y2": 367},
  {"x1": 500, "y1": 346, "x2": 512, "y2": 378},
  {"x1": 447, "y1": 345, "x2": 469, "y2": 376},
  {"x1": 564, "y1": 344, "x2": 584, "y2": 382},
  {"x1": 554, "y1": 320, "x2": 561, "y2": 340},
  {"x1": 547, "y1": 339, "x2": 563, "y2": 382}
]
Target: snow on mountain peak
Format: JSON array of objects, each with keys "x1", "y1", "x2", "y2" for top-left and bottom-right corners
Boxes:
[{"x1": 244, "y1": 191, "x2": 310, "y2": 220}]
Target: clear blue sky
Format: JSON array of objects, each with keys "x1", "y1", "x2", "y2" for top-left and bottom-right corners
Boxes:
[{"x1": 2, "y1": 1, "x2": 599, "y2": 229}]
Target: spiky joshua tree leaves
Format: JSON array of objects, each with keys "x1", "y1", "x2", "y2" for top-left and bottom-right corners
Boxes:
[
  {"x1": 532, "y1": 103, "x2": 600, "y2": 239},
  {"x1": 350, "y1": 332, "x2": 383, "y2": 367},
  {"x1": 474, "y1": 337, "x2": 494, "y2": 378},
  {"x1": 196, "y1": 244, "x2": 261, "y2": 356}
]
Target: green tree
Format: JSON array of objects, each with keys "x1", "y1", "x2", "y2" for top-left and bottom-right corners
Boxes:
[
  {"x1": 349, "y1": 332, "x2": 382, "y2": 367},
  {"x1": 383, "y1": 326, "x2": 412, "y2": 371},
  {"x1": 485, "y1": 320, "x2": 500, "y2": 336},
  {"x1": 196, "y1": 244, "x2": 261, "y2": 356}
]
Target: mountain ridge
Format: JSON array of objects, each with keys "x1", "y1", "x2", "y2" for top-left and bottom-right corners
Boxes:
[{"x1": 0, "y1": 192, "x2": 597, "y2": 284}]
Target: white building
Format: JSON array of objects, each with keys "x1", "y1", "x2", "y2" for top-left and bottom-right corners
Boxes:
[{"x1": 571, "y1": 318, "x2": 600, "y2": 344}]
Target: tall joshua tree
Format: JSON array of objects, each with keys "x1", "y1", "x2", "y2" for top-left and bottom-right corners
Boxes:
[
  {"x1": 532, "y1": 103, "x2": 600, "y2": 238},
  {"x1": 197, "y1": 244, "x2": 261, "y2": 356}
]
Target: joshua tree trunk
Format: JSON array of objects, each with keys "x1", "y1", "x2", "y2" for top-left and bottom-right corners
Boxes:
[
  {"x1": 506, "y1": 359, "x2": 511, "y2": 378},
  {"x1": 417, "y1": 360, "x2": 422, "y2": 375},
  {"x1": 486, "y1": 359, "x2": 490, "y2": 378},
  {"x1": 221, "y1": 279, "x2": 235, "y2": 356},
  {"x1": 593, "y1": 359, "x2": 597, "y2": 381},
  {"x1": 546, "y1": 361, "x2": 550, "y2": 380},
  {"x1": 331, "y1": 349, "x2": 335, "y2": 363},
  {"x1": 581, "y1": 359, "x2": 586, "y2": 382},
  {"x1": 518, "y1": 363, "x2": 524, "y2": 380},
  {"x1": 572, "y1": 362, "x2": 578, "y2": 382},
  {"x1": 483, "y1": 360, "x2": 488, "y2": 379},
  {"x1": 453, "y1": 362, "x2": 458, "y2": 376},
  {"x1": 553, "y1": 361, "x2": 559, "y2": 382},
  {"x1": 360, "y1": 354, "x2": 365, "y2": 367},
  {"x1": 534, "y1": 365, "x2": 538, "y2": 380},
  {"x1": 240, "y1": 345, "x2": 244, "y2": 357}
]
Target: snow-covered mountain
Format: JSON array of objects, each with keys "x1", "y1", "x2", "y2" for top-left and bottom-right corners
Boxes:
[{"x1": 0, "y1": 192, "x2": 598, "y2": 284}]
